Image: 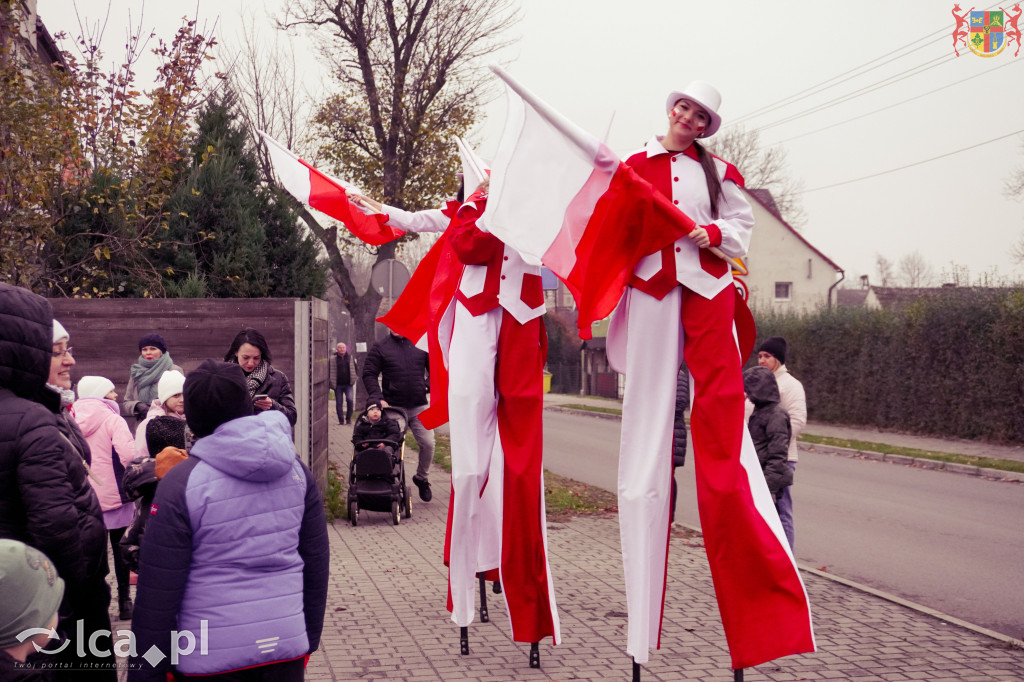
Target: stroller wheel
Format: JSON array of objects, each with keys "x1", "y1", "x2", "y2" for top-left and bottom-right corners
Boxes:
[
  {"x1": 349, "y1": 501, "x2": 359, "y2": 527},
  {"x1": 404, "y1": 486, "x2": 413, "y2": 518},
  {"x1": 391, "y1": 500, "x2": 400, "y2": 526}
]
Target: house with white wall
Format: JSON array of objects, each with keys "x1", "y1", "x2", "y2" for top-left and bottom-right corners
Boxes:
[{"x1": 740, "y1": 189, "x2": 844, "y2": 313}]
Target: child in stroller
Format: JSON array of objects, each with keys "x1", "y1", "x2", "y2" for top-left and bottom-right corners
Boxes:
[
  {"x1": 348, "y1": 400, "x2": 412, "y2": 526},
  {"x1": 352, "y1": 399, "x2": 402, "y2": 454}
]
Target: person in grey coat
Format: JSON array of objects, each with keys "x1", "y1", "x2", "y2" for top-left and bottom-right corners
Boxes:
[{"x1": 742, "y1": 366, "x2": 794, "y2": 502}]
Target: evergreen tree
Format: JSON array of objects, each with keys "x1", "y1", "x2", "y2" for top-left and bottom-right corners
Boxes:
[{"x1": 157, "y1": 92, "x2": 326, "y2": 298}]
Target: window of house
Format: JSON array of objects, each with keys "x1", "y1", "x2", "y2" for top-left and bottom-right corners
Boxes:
[{"x1": 774, "y1": 282, "x2": 792, "y2": 300}]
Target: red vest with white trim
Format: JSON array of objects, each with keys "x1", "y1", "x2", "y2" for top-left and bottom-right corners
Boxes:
[{"x1": 624, "y1": 137, "x2": 752, "y2": 301}]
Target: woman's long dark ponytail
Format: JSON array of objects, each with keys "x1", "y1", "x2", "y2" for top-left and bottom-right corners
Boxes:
[{"x1": 692, "y1": 141, "x2": 723, "y2": 219}]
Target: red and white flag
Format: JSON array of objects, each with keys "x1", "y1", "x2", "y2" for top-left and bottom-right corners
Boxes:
[
  {"x1": 479, "y1": 66, "x2": 696, "y2": 339},
  {"x1": 259, "y1": 131, "x2": 403, "y2": 246}
]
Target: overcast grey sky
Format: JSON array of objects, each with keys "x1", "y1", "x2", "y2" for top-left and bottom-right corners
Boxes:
[{"x1": 46, "y1": 0, "x2": 1024, "y2": 285}]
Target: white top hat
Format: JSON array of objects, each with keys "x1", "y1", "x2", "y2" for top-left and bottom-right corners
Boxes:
[{"x1": 665, "y1": 81, "x2": 723, "y2": 138}]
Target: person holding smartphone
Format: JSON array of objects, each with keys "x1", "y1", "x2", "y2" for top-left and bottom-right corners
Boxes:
[{"x1": 223, "y1": 328, "x2": 297, "y2": 426}]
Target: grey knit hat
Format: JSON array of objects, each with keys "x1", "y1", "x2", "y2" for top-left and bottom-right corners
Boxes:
[{"x1": 0, "y1": 540, "x2": 65, "y2": 648}]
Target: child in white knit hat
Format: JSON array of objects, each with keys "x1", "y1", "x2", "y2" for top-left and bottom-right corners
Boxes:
[
  {"x1": 134, "y1": 369, "x2": 186, "y2": 458},
  {"x1": 72, "y1": 376, "x2": 137, "y2": 620}
]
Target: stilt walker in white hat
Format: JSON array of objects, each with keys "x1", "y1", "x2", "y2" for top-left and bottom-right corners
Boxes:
[{"x1": 606, "y1": 81, "x2": 815, "y2": 680}]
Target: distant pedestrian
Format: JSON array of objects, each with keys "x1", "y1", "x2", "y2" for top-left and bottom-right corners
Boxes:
[
  {"x1": 72, "y1": 376, "x2": 137, "y2": 620},
  {"x1": 0, "y1": 283, "x2": 115, "y2": 680},
  {"x1": 122, "y1": 333, "x2": 182, "y2": 422},
  {"x1": 129, "y1": 360, "x2": 329, "y2": 681},
  {"x1": 333, "y1": 341, "x2": 356, "y2": 425},
  {"x1": 757, "y1": 336, "x2": 806, "y2": 551},
  {"x1": 362, "y1": 331, "x2": 434, "y2": 501},
  {"x1": 743, "y1": 366, "x2": 794, "y2": 503},
  {"x1": 224, "y1": 328, "x2": 297, "y2": 426}
]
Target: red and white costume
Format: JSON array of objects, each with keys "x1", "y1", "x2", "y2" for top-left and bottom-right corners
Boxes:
[
  {"x1": 379, "y1": 194, "x2": 560, "y2": 645},
  {"x1": 607, "y1": 136, "x2": 812, "y2": 666}
]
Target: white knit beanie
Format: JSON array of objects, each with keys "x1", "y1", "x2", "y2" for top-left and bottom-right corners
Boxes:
[
  {"x1": 158, "y1": 370, "x2": 186, "y2": 403},
  {"x1": 52, "y1": 319, "x2": 69, "y2": 344},
  {"x1": 77, "y1": 376, "x2": 115, "y2": 400}
]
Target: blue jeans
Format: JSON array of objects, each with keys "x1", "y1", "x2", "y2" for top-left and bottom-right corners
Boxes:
[
  {"x1": 776, "y1": 461, "x2": 797, "y2": 551},
  {"x1": 335, "y1": 384, "x2": 354, "y2": 423}
]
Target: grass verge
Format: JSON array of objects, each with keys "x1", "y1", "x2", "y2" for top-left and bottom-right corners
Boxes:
[
  {"x1": 801, "y1": 434, "x2": 1024, "y2": 474},
  {"x1": 323, "y1": 462, "x2": 347, "y2": 522},
  {"x1": 554, "y1": 403, "x2": 1024, "y2": 475}
]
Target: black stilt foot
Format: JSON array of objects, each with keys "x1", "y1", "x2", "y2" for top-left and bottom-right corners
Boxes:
[
  {"x1": 460, "y1": 626, "x2": 469, "y2": 655},
  {"x1": 492, "y1": 580, "x2": 502, "y2": 594},
  {"x1": 632, "y1": 656, "x2": 641, "y2": 681},
  {"x1": 478, "y1": 574, "x2": 489, "y2": 622},
  {"x1": 529, "y1": 642, "x2": 540, "y2": 668},
  {"x1": 733, "y1": 669, "x2": 744, "y2": 681}
]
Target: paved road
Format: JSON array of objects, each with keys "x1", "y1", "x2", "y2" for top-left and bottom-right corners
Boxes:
[{"x1": 541, "y1": 408, "x2": 1024, "y2": 641}]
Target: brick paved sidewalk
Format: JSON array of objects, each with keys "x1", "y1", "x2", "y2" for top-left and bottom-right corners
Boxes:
[{"x1": 310, "y1": 421, "x2": 1024, "y2": 681}]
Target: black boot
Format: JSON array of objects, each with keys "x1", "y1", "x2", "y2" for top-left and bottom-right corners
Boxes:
[{"x1": 119, "y1": 593, "x2": 133, "y2": 620}]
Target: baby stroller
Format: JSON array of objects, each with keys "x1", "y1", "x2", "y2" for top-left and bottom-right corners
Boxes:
[{"x1": 347, "y1": 405, "x2": 413, "y2": 526}]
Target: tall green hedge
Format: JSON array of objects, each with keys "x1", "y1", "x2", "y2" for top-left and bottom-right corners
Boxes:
[{"x1": 752, "y1": 288, "x2": 1024, "y2": 443}]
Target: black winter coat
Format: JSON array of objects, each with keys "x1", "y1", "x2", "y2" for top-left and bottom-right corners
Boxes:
[
  {"x1": 673, "y1": 365, "x2": 690, "y2": 468},
  {"x1": 0, "y1": 284, "x2": 109, "y2": 610},
  {"x1": 352, "y1": 414, "x2": 402, "y2": 450},
  {"x1": 119, "y1": 454, "x2": 159, "y2": 573},
  {"x1": 249, "y1": 364, "x2": 298, "y2": 426},
  {"x1": 743, "y1": 366, "x2": 793, "y2": 499},
  {"x1": 361, "y1": 334, "x2": 429, "y2": 408}
]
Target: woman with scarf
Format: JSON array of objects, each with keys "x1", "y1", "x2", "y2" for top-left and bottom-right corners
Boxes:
[
  {"x1": 223, "y1": 327, "x2": 297, "y2": 426},
  {"x1": 122, "y1": 333, "x2": 182, "y2": 422}
]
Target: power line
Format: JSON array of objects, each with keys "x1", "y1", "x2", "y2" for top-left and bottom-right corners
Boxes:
[
  {"x1": 728, "y1": 2, "x2": 1003, "y2": 129},
  {"x1": 752, "y1": 53, "x2": 956, "y2": 133},
  {"x1": 799, "y1": 128, "x2": 1024, "y2": 194},
  {"x1": 773, "y1": 58, "x2": 1023, "y2": 145}
]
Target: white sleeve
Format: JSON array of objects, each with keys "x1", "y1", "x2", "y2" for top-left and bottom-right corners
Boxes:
[
  {"x1": 380, "y1": 205, "x2": 449, "y2": 233},
  {"x1": 710, "y1": 180, "x2": 755, "y2": 258}
]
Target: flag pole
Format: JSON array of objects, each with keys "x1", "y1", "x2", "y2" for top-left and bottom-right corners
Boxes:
[
  {"x1": 257, "y1": 129, "x2": 383, "y2": 215},
  {"x1": 488, "y1": 65, "x2": 731, "y2": 265}
]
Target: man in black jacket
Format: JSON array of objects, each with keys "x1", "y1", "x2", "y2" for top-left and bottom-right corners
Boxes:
[
  {"x1": 0, "y1": 283, "x2": 115, "y2": 679},
  {"x1": 361, "y1": 331, "x2": 434, "y2": 501}
]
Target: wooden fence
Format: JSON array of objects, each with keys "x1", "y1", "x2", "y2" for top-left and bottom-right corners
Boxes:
[{"x1": 49, "y1": 298, "x2": 331, "y2": 493}]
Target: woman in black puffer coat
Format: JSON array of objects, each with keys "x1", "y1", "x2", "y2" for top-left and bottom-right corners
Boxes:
[{"x1": 0, "y1": 284, "x2": 115, "y2": 678}]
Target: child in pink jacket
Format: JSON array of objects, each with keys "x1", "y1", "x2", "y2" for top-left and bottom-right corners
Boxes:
[{"x1": 73, "y1": 375, "x2": 137, "y2": 620}]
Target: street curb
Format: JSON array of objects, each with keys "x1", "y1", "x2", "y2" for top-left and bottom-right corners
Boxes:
[
  {"x1": 546, "y1": 405, "x2": 1024, "y2": 482},
  {"x1": 670, "y1": 522, "x2": 1024, "y2": 651},
  {"x1": 804, "y1": 443, "x2": 1024, "y2": 483}
]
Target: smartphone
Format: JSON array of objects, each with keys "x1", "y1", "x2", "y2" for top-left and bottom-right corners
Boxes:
[{"x1": 254, "y1": 394, "x2": 269, "y2": 401}]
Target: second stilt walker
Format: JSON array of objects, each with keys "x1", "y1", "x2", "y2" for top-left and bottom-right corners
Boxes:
[{"x1": 357, "y1": 144, "x2": 561, "y2": 651}]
